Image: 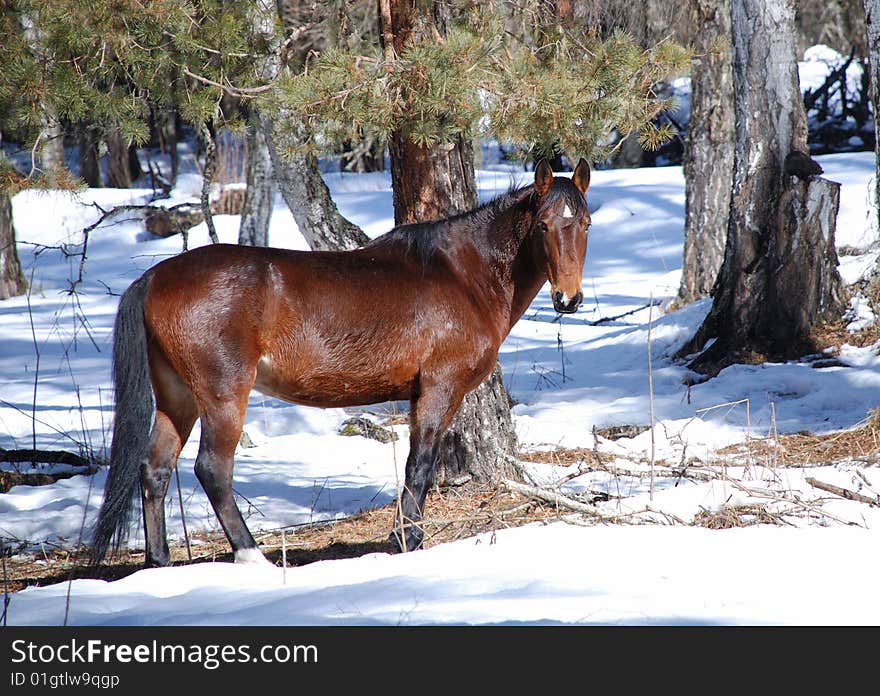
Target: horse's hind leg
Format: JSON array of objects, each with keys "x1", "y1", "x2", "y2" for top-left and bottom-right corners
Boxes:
[
  {"x1": 195, "y1": 396, "x2": 268, "y2": 565},
  {"x1": 142, "y1": 359, "x2": 197, "y2": 567}
]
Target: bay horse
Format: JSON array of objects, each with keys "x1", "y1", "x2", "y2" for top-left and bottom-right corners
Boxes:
[{"x1": 91, "y1": 158, "x2": 591, "y2": 567}]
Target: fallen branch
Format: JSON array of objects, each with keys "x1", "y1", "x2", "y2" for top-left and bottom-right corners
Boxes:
[
  {"x1": 806, "y1": 477, "x2": 879, "y2": 507},
  {"x1": 0, "y1": 448, "x2": 92, "y2": 468},
  {"x1": 502, "y1": 479, "x2": 602, "y2": 517}
]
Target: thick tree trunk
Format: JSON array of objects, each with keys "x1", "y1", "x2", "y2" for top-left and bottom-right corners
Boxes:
[
  {"x1": 0, "y1": 187, "x2": 27, "y2": 300},
  {"x1": 238, "y1": 113, "x2": 275, "y2": 247},
  {"x1": 865, "y1": 0, "x2": 880, "y2": 233},
  {"x1": 677, "y1": 0, "x2": 845, "y2": 373},
  {"x1": 388, "y1": 133, "x2": 478, "y2": 223},
  {"x1": 677, "y1": 0, "x2": 734, "y2": 305},
  {"x1": 387, "y1": 0, "x2": 519, "y2": 486}
]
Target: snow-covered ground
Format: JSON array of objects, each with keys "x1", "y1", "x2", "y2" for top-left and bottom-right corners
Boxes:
[{"x1": 2, "y1": 150, "x2": 880, "y2": 626}]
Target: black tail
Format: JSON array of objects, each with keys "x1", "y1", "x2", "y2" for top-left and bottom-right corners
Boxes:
[{"x1": 90, "y1": 274, "x2": 154, "y2": 564}]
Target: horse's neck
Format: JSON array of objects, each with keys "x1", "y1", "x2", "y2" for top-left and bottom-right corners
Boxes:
[{"x1": 466, "y1": 201, "x2": 546, "y2": 332}]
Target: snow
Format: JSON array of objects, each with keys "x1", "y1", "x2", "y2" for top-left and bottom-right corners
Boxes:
[{"x1": 2, "y1": 152, "x2": 880, "y2": 626}]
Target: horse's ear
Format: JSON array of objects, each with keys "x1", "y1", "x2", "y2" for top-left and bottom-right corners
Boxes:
[
  {"x1": 534, "y1": 159, "x2": 554, "y2": 198},
  {"x1": 572, "y1": 158, "x2": 591, "y2": 195}
]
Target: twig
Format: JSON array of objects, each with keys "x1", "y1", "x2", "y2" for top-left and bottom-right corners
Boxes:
[
  {"x1": 587, "y1": 299, "x2": 662, "y2": 326},
  {"x1": 806, "y1": 477, "x2": 879, "y2": 507},
  {"x1": 26, "y1": 267, "x2": 39, "y2": 464},
  {"x1": 181, "y1": 66, "x2": 273, "y2": 99},
  {"x1": 647, "y1": 291, "x2": 655, "y2": 500},
  {"x1": 175, "y1": 465, "x2": 192, "y2": 562}
]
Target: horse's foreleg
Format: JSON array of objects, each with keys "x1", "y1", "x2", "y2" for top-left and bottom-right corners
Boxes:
[
  {"x1": 194, "y1": 400, "x2": 269, "y2": 565},
  {"x1": 142, "y1": 409, "x2": 194, "y2": 567},
  {"x1": 391, "y1": 384, "x2": 462, "y2": 552}
]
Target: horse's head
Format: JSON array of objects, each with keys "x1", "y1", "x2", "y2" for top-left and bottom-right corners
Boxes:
[{"x1": 533, "y1": 158, "x2": 591, "y2": 314}]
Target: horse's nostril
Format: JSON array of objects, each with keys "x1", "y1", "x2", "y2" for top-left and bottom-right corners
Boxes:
[
  {"x1": 573, "y1": 291, "x2": 583, "y2": 306},
  {"x1": 554, "y1": 291, "x2": 563, "y2": 303}
]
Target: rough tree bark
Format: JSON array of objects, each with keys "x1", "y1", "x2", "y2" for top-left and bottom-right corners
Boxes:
[
  {"x1": 677, "y1": 0, "x2": 845, "y2": 373},
  {"x1": 238, "y1": 0, "x2": 278, "y2": 247},
  {"x1": 677, "y1": 0, "x2": 734, "y2": 305},
  {"x1": 0, "y1": 156, "x2": 27, "y2": 299},
  {"x1": 106, "y1": 129, "x2": 134, "y2": 188},
  {"x1": 255, "y1": 0, "x2": 369, "y2": 251},
  {"x1": 76, "y1": 122, "x2": 101, "y2": 188},
  {"x1": 261, "y1": 114, "x2": 370, "y2": 250},
  {"x1": 238, "y1": 113, "x2": 275, "y2": 247},
  {"x1": 864, "y1": 0, "x2": 880, "y2": 234},
  {"x1": 385, "y1": 0, "x2": 518, "y2": 485},
  {"x1": 21, "y1": 13, "x2": 66, "y2": 177}
]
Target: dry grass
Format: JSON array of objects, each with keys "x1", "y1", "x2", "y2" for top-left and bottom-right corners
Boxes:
[
  {"x1": 716, "y1": 410, "x2": 880, "y2": 467},
  {"x1": 693, "y1": 503, "x2": 785, "y2": 529},
  {"x1": 517, "y1": 446, "x2": 615, "y2": 467}
]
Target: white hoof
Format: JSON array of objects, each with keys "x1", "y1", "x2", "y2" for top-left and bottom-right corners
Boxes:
[{"x1": 234, "y1": 548, "x2": 272, "y2": 566}]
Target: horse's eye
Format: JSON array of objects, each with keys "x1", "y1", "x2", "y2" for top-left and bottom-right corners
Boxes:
[{"x1": 538, "y1": 221, "x2": 548, "y2": 233}]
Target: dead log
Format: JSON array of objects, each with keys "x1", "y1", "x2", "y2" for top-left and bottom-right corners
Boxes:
[{"x1": 145, "y1": 205, "x2": 205, "y2": 238}]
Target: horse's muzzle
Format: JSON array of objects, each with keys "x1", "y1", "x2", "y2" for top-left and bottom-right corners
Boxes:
[{"x1": 553, "y1": 290, "x2": 583, "y2": 314}]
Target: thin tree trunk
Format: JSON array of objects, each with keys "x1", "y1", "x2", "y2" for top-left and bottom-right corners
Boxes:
[
  {"x1": 20, "y1": 13, "x2": 66, "y2": 178},
  {"x1": 0, "y1": 186, "x2": 27, "y2": 300},
  {"x1": 677, "y1": 0, "x2": 845, "y2": 374},
  {"x1": 864, "y1": 0, "x2": 880, "y2": 233},
  {"x1": 198, "y1": 122, "x2": 220, "y2": 245},
  {"x1": 39, "y1": 113, "x2": 66, "y2": 177},
  {"x1": 238, "y1": 112, "x2": 275, "y2": 247},
  {"x1": 677, "y1": 0, "x2": 734, "y2": 305}
]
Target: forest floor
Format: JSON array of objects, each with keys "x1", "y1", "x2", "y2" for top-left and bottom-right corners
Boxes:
[{"x1": 5, "y1": 420, "x2": 878, "y2": 596}]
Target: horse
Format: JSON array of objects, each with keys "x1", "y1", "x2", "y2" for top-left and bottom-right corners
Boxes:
[{"x1": 90, "y1": 158, "x2": 591, "y2": 567}]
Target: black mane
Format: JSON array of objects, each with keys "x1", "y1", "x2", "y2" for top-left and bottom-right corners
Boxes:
[{"x1": 364, "y1": 176, "x2": 587, "y2": 266}]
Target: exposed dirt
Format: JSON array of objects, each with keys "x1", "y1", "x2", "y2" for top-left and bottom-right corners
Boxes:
[{"x1": 0, "y1": 481, "x2": 570, "y2": 595}]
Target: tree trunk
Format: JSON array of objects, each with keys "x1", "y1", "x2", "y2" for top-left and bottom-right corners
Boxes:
[
  {"x1": 260, "y1": 112, "x2": 370, "y2": 250},
  {"x1": 677, "y1": 0, "x2": 845, "y2": 374},
  {"x1": 39, "y1": 113, "x2": 66, "y2": 177},
  {"x1": 76, "y1": 122, "x2": 101, "y2": 188},
  {"x1": 0, "y1": 187, "x2": 27, "y2": 300},
  {"x1": 386, "y1": 0, "x2": 519, "y2": 486},
  {"x1": 677, "y1": 0, "x2": 734, "y2": 305},
  {"x1": 20, "y1": 13, "x2": 67, "y2": 179},
  {"x1": 388, "y1": 132, "x2": 478, "y2": 223},
  {"x1": 238, "y1": 111, "x2": 275, "y2": 247},
  {"x1": 865, "y1": 0, "x2": 880, "y2": 234},
  {"x1": 255, "y1": 0, "x2": 368, "y2": 251},
  {"x1": 106, "y1": 129, "x2": 132, "y2": 188}
]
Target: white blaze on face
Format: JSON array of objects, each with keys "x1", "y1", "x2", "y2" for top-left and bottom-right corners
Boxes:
[
  {"x1": 560, "y1": 292, "x2": 570, "y2": 305},
  {"x1": 562, "y1": 203, "x2": 574, "y2": 219}
]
